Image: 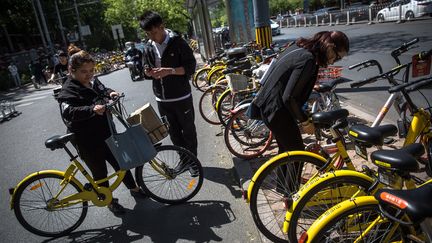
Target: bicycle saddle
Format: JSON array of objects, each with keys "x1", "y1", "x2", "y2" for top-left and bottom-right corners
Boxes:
[
  {"x1": 45, "y1": 133, "x2": 75, "y2": 150},
  {"x1": 375, "y1": 183, "x2": 432, "y2": 222},
  {"x1": 311, "y1": 109, "x2": 349, "y2": 128},
  {"x1": 349, "y1": 124, "x2": 398, "y2": 147},
  {"x1": 315, "y1": 77, "x2": 351, "y2": 93},
  {"x1": 370, "y1": 143, "x2": 424, "y2": 172}
]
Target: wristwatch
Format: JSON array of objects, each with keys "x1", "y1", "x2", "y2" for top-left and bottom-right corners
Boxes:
[{"x1": 171, "y1": 68, "x2": 176, "y2": 75}]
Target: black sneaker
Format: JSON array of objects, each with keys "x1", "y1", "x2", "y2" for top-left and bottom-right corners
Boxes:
[
  {"x1": 108, "y1": 198, "x2": 125, "y2": 215},
  {"x1": 130, "y1": 189, "x2": 148, "y2": 199}
]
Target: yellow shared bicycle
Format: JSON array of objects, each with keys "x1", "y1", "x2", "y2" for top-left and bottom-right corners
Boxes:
[
  {"x1": 9, "y1": 95, "x2": 204, "y2": 237},
  {"x1": 302, "y1": 146, "x2": 432, "y2": 243}
]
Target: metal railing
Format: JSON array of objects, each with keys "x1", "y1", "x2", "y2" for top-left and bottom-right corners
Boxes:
[{"x1": 277, "y1": 1, "x2": 432, "y2": 28}]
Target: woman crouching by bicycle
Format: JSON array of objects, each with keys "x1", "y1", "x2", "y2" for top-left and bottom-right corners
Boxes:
[
  {"x1": 252, "y1": 31, "x2": 349, "y2": 192},
  {"x1": 57, "y1": 45, "x2": 147, "y2": 215}
]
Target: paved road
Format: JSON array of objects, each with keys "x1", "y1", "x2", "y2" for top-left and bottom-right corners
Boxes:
[
  {"x1": 0, "y1": 70, "x2": 261, "y2": 242},
  {"x1": 274, "y1": 19, "x2": 432, "y2": 124}
]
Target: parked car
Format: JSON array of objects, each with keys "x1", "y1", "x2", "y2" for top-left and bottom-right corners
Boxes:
[
  {"x1": 376, "y1": 0, "x2": 432, "y2": 22},
  {"x1": 270, "y1": 19, "x2": 281, "y2": 36},
  {"x1": 348, "y1": 2, "x2": 371, "y2": 21}
]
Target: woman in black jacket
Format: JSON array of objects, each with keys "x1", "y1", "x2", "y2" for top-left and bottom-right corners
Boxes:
[
  {"x1": 253, "y1": 31, "x2": 349, "y2": 191},
  {"x1": 255, "y1": 30, "x2": 349, "y2": 152},
  {"x1": 57, "y1": 46, "x2": 146, "y2": 215}
]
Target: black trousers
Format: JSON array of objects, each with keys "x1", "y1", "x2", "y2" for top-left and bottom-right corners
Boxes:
[
  {"x1": 157, "y1": 96, "x2": 198, "y2": 156},
  {"x1": 77, "y1": 141, "x2": 137, "y2": 189},
  {"x1": 263, "y1": 108, "x2": 304, "y2": 192}
]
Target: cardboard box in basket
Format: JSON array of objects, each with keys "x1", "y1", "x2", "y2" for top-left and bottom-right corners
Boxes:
[{"x1": 126, "y1": 103, "x2": 168, "y2": 143}]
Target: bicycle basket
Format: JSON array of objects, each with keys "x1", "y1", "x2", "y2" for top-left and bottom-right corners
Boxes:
[
  {"x1": 126, "y1": 103, "x2": 169, "y2": 144},
  {"x1": 226, "y1": 73, "x2": 249, "y2": 93},
  {"x1": 317, "y1": 66, "x2": 343, "y2": 82}
]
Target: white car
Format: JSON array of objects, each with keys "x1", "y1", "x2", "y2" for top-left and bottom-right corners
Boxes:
[
  {"x1": 376, "y1": 0, "x2": 432, "y2": 22},
  {"x1": 270, "y1": 19, "x2": 281, "y2": 36}
]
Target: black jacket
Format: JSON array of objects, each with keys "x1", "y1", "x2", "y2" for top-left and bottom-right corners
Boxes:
[
  {"x1": 254, "y1": 47, "x2": 319, "y2": 122},
  {"x1": 142, "y1": 30, "x2": 196, "y2": 100},
  {"x1": 57, "y1": 78, "x2": 114, "y2": 144}
]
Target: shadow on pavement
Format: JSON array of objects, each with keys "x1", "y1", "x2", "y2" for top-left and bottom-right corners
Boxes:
[
  {"x1": 204, "y1": 166, "x2": 243, "y2": 199},
  {"x1": 43, "y1": 200, "x2": 235, "y2": 243}
]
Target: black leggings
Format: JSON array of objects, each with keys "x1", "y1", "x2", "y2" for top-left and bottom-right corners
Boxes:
[
  {"x1": 263, "y1": 109, "x2": 305, "y2": 192},
  {"x1": 77, "y1": 142, "x2": 137, "y2": 189}
]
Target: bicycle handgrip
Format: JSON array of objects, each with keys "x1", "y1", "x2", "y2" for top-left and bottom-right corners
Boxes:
[
  {"x1": 348, "y1": 60, "x2": 372, "y2": 70},
  {"x1": 350, "y1": 77, "x2": 377, "y2": 88},
  {"x1": 405, "y1": 78, "x2": 432, "y2": 92}
]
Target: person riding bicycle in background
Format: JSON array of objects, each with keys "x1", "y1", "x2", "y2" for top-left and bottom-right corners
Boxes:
[
  {"x1": 252, "y1": 30, "x2": 349, "y2": 191},
  {"x1": 124, "y1": 42, "x2": 143, "y2": 77},
  {"x1": 57, "y1": 45, "x2": 147, "y2": 215},
  {"x1": 48, "y1": 50, "x2": 69, "y2": 84}
]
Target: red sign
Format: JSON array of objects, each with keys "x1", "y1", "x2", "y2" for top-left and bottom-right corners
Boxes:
[{"x1": 412, "y1": 54, "x2": 431, "y2": 78}]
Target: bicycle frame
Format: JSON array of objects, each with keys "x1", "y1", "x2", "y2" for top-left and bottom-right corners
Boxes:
[{"x1": 10, "y1": 158, "x2": 126, "y2": 209}]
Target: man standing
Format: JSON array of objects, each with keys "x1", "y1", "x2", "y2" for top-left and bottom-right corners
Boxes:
[
  {"x1": 139, "y1": 11, "x2": 198, "y2": 156},
  {"x1": 8, "y1": 62, "x2": 21, "y2": 88}
]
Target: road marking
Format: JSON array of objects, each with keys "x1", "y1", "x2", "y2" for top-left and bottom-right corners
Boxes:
[{"x1": 16, "y1": 102, "x2": 34, "y2": 107}]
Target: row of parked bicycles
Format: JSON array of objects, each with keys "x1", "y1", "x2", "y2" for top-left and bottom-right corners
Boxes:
[
  {"x1": 92, "y1": 51, "x2": 125, "y2": 76},
  {"x1": 193, "y1": 38, "x2": 432, "y2": 242}
]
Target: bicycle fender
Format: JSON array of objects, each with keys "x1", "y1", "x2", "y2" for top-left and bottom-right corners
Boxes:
[
  {"x1": 231, "y1": 103, "x2": 250, "y2": 113},
  {"x1": 306, "y1": 196, "x2": 378, "y2": 243},
  {"x1": 9, "y1": 170, "x2": 84, "y2": 210},
  {"x1": 284, "y1": 170, "x2": 375, "y2": 232},
  {"x1": 215, "y1": 89, "x2": 232, "y2": 111},
  {"x1": 246, "y1": 151, "x2": 327, "y2": 203}
]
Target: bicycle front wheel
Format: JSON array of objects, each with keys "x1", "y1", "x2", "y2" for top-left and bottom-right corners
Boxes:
[
  {"x1": 13, "y1": 173, "x2": 88, "y2": 237},
  {"x1": 288, "y1": 175, "x2": 373, "y2": 242},
  {"x1": 135, "y1": 145, "x2": 204, "y2": 205},
  {"x1": 249, "y1": 155, "x2": 325, "y2": 242}
]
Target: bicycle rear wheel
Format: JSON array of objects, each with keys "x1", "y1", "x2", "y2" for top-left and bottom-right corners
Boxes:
[
  {"x1": 224, "y1": 106, "x2": 272, "y2": 159},
  {"x1": 249, "y1": 155, "x2": 325, "y2": 242},
  {"x1": 193, "y1": 67, "x2": 211, "y2": 92},
  {"x1": 13, "y1": 173, "x2": 88, "y2": 237},
  {"x1": 135, "y1": 145, "x2": 204, "y2": 205},
  {"x1": 198, "y1": 85, "x2": 226, "y2": 125}
]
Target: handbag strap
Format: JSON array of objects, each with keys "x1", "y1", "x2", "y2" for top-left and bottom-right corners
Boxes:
[{"x1": 106, "y1": 112, "x2": 117, "y2": 135}]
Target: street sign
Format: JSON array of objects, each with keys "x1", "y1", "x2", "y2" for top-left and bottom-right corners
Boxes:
[
  {"x1": 111, "y1": 24, "x2": 124, "y2": 40},
  {"x1": 80, "y1": 25, "x2": 91, "y2": 36}
]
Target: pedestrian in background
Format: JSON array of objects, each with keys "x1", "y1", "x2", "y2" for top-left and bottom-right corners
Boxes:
[
  {"x1": 139, "y1": 11, "x2": 198, "y2": 157},
  {"x1": 48, "y1": 50, "x2": 69, "y2": 84},
  {"x1": 8, "y1": 62, "x2": 21, "y2": 88}
]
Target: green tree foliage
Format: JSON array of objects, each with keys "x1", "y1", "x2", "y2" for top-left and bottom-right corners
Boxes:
[
  {"x1": 209, "y1": 1, "x2": 228, "y2": 27},
  {"x1": 102, "y1": 0, "x2": 190, "y2": 39}
]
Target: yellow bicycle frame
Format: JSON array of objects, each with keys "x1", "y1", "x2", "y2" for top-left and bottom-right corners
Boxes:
[
  {"x1": 10, "y1": 159, "x2": 126, "y2": 209},
  {"x1": 404, "y1": 108, "x2": 431, "y2": 146},
  {"x1": 283, "y1": 170, "x2": 376, "y2": 234}
]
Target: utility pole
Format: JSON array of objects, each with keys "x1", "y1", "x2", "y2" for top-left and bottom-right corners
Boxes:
[
  {"x1": 73, "y1": 0, "x2": 85, "y2": 48},
  {"x1": 30, "y1": 0, "x2": 47, "y2": 50},
  {"x1": 54, "y1": 0, "x2": 67, "y2": 48},
  {"x1": 252, "y1": 0, "x2": 271, "y2": 48},
  {"x1": 35, "y1": 0, "x2": 53, "y2": 52}
]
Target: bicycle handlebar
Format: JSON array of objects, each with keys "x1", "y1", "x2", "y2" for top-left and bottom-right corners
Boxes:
[
  {"x1": 105, "y1": 93, "x2": 125, "y2": 109},
  {"x1": 391, "y1": 38, "x2": 419, "y2": 64},
  {"x1": 406, "y1": 77, "x2": 432, "y2": 92},
  {"x1": 348, "y1": 59, "x2": 383, "y2": 74},
  {"x1": 350, "y1": 76, "x2": 378, "y2": 88}
]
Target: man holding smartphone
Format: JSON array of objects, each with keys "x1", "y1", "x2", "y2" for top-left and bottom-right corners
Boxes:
[{"x1": 139, "y1": 11, "x2": 198, "y2": 158}]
